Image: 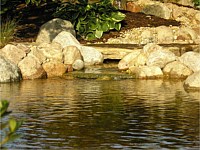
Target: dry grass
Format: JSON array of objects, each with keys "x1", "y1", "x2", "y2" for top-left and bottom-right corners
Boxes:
[{"x1": 0, "y1": 19, "x2": 18, "y2": 48}]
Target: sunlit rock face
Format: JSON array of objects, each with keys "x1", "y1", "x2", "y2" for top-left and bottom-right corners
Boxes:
[
  {"x1": 18, "y1": 55, "x2": 47, "y2": 80},
  {"x1": 0, "y1": 44, "x2": 28, "y2": 65},
  {"x1": 178, "y1": 52, "x2": 200, "y2": 72},
  {"x1": 184, "y1": 71, "x2": 200, "y2": 91},
  {"x1": 36, "y1": 18, "x2": 75, "y2": 44},
  {"x1": 0, "y1": 56, "x2": 22, "y2": 82},
  {"x1": 163, "y1": 61, "x2": 193, "y2": 79}
]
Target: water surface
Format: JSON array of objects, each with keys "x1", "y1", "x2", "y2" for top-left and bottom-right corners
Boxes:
[{"x1": 0, "y1": 79, "x2": 199, "y2": 149}]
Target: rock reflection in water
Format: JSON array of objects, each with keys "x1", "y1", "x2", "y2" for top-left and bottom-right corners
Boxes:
[{"x1": 0, "y1": 79, "x2": 199, "y2": 149}]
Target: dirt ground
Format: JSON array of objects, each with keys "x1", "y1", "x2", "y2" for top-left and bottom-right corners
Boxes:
[{"x1": 13, "y1": 6, "x2": 180, "y2": 44}]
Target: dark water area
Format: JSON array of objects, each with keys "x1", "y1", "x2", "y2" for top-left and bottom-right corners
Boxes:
[{"x1": 0, "y1": 79, "x2": 199, "y2": 149}]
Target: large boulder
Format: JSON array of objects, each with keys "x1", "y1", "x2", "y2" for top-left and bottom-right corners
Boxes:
[
  {"x1": 142, "y1": 43, "x2": 176, "y2": 68},
  {"x1": 18, "y1": 55, "x2": 47, "y2": 79},
  {"x1": 42, "y1": 60, "x2": 67, "y2": 77},
  {"x1": 80, "y1": 46, "x2": 104, "y2": 66},
  {"x1": 36, "y1": 18, "x2": 75, "y2": 44},
  {"x1": 0, "y1": 56, "x2": 22, "y2": 82},
  {"x1": 52, "y1": 31, "x2": 81, "y2": 49},
  {"x1": 184, "y1": 71, "x2": 200, "y2": 90},
  {"x1": 163, "y1": 61, "x2": 193, "y2": 78},
  {"x1": 178, "y1": 52, "x2": 200, "y2": 72},
  {"x1": 146, "y1": 48, "x2": 176, "y2": 68},
  {"x1": 0, "y1": 44, "x2": 29, "y2": 65}
]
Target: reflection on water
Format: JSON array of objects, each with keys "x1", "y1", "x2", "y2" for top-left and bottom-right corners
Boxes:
[{"x1": 0, "y1": 79, "x2": 199, "y2": 149}]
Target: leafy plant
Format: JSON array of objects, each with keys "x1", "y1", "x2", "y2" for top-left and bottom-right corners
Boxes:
[
  {"x1": 0, "y1": 19, "x2": 18, "y2": 48},
  {"x1": 0, "y1": 100, "x2": 23, "y2": 148},
  {"x1": 193, "y1": 0, "x2": 200, "y2": 7},
  {"x1": 54, "y1": 0, "x2": 126, "y2": 40}
]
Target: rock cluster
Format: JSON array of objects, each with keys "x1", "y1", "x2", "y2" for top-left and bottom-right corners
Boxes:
[
  {"x1": 0, "y1": 19, "x2": 104, "y2": 82},
  {"x1": 107, "y1": 0, "x2": 200, "y2": 45},
  {"x1": 0, "y1": 14, "x2": 199, "y2": 90},
  {"x1": 118, "y1": 43, "x2": 200, "y2": 90}
]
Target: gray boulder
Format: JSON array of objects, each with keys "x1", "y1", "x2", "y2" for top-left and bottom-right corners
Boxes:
[
  {"x1": 0, "y1": 56, "x2": 22, "y2": 82},
  {"x1": 36, "y1": 18, "x2": 75, "y2": 44},
  {"x1": 146, "y1": 48, "x2": 176, "y2": 68},
  {"x1": 178, "y1": 52, "x2": 200, "y2": 72}
]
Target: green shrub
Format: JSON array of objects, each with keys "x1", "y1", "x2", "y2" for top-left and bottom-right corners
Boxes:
[
  {"x1": 0, "y1": 100, "x2": 23, "y2": 148},
  {"x1": 0, "y1": 19, "x2": 18, "y2": 48},
  {"x1": 193, "y1": 0, "x2": 200, "y2": 7},
  {"x1": 54, "y1": 0, "x2": 126, "y2": 40}
]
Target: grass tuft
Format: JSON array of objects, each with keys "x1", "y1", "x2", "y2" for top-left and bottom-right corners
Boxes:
[{"x1": 0, "y1": 19, "x2": 18, "y2": 48}]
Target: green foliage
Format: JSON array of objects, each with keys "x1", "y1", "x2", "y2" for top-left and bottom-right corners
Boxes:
[
  {"x1": 0, "y1": 19, "x2": 18, "y2": 48},
  {"x1": 0, "y1": 0, "x2": 59, "y2": 16},
  {"x1": 54, "y1": 0, "x2": 126, "y2": 40},
  {"x1": 0, "y1": 100, "x2": 23, "y2": 148},
  {"x1": 193, "y1": 0, "x2": 200, "y2": 7},
  {"x1": 25, "y1": 0, "x2": 46, "y2": 6}
]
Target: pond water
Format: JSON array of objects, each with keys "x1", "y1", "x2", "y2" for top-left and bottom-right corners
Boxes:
[{"x1": 0, "y1": 79, "x2": 199, "y2": 149}]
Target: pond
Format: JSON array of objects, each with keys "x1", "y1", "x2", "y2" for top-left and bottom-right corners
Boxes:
[{"x1": 0, "y1": 78, "x2": 199, "y2": 149}]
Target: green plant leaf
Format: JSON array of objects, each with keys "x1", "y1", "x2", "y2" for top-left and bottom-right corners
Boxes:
[
  {"x1": 86, "y1": 32, "x2": 96, "y2": 40},
  {"x1": 95, "y1": 30, "x2": 103, "y2": 39},
  {"x1": 0, "y1": 100, "x2": 9, "y2": 117},
  {"x1": 111, "y1": 12, "x2": 126, "y2": 22},
  {"x1": 108, "y1": 21, "x2": 115, "y2": 30},
  {"x1": 9, "y1": 118, "x2": 17, "y2": 133},
  {"x1": 101, "y1": 23, "x2": 109, "y2": 32},
  {"x1": 114, "y1": 22, "x2": 121, "y2": 31}
]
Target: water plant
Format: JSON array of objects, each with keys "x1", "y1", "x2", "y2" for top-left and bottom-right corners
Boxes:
[
  {"x1": 0, "y1": 100, "x2": 23, "y2": 148},
  {"x1": 54, "y1": 0, "x2": 126, "y2": 40}
]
